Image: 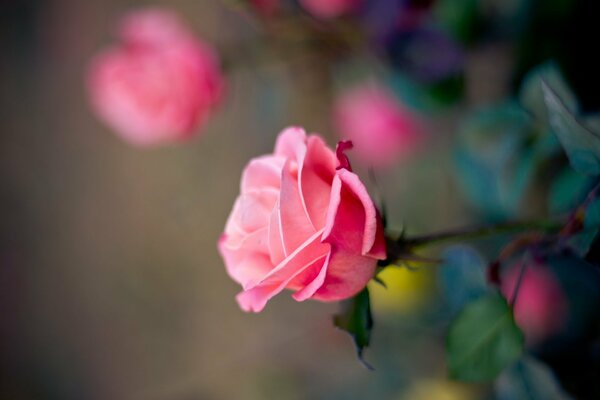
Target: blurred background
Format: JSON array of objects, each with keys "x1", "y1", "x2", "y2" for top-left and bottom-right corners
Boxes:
[{"x1": 1, "y1": 0, "x2": 598, "y2": 399}]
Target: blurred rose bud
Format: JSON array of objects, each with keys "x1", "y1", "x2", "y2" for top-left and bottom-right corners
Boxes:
[
  {"x1": 249, "y1": 0, "x2": 279, "y2": 16},
  {"x1": 219, "y1": 127, "x2": 386, "y2": 312},
  {"x1": 299, "y1": 0, "x2": 361, "y2": 19},
  {"x1": 333, "y1": 84, "x2": 424, "y2": 167},
  {"x1": 87, "y1": 8, "x2": 224, "y2": 146},
  {"x1": 501, "y1": 261, "x2": 568, "y2": 344}
]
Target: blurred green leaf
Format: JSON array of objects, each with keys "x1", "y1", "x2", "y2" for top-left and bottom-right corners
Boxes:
[
  {"x1": 520, "y1": 62, "x2": 577, "y2": 123},
  {"x1": 495, "y1": 357, "x2": 573, "y2": 400},
  {"x1": 447, "y1": 293, "x2": 524, "y2": 382},
  {"x1": 548, "y1": 168, "x2": 591, "y2": 214},
  {"x1": 333, "y1": 288, "x2": 373, "y2": 369},
  {"x1": 584, "y1": 195, "x2": 600, "y2": 229},
  {"x1": 542, "y1": 81, "x2": 600, "y2": 175},
  {"x1": 439, "y1": 245, "x2": 489, "y2": 314},
  {"x1": 454, "y1": 103, "x2": 538, "y2": 219}
]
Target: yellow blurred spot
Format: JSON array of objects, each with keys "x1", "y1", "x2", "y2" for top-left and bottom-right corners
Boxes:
[
  {"x1": 401, "y1": 379, "x2": 478, "y2": 400},
  {"x1": 368, "y1": 264, "x2": 433, "y2": 314}
]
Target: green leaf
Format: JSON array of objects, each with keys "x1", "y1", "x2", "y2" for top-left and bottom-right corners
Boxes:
[
  {"x1": 446, "y1": 293, "x2": 524, "y2": 382},
  {"x1": 520, "y1": 62, "x2": 577, "y2": 122},
  {"x1": 585, "y1": 195, "x2": 600, "y2": 230},
  {"x1": 542, "y1": 81, "x2": 600, "y2": 175},
  {"x1": 333, "y1": 288, "x2": 373, "y2": 369},
  {"x1": 495, "y1": 357, "x2": 573, "y2": 400},
  {"x1": 548, "y1": 167, "x2": 592, "y2": 214},
  {"x1": 454, "y1": 103, "x2": 538, "y2": 219}
]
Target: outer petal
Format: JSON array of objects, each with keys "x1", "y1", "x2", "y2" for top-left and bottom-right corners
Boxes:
[
  {"x1": 248, "y1": 229, "x2": 327, "y2": 289},
  {"x1": 237, "y1": 229, "x2": 329, "y2": 312},
  {"x1": 291, "y1": 251, "x2": 330, "y2": 301},
  {"x1": 367, "y1": 210, "x2": 386, "y2": 259},
  {"x1": 236, "y1": 283, "x2": 282, "y2": 313},
  {"x1": 322, "y1": 169, "x2": 385, "y2": 257},
  {"x1": 311, "y1": 249, "x2": 377, "y2": 302},
  {"x1": 311, "y1": 169, "x2": 386, "y2": 302},
  {"x1": 218, "y1": 233, "x2": 272, "y2": 288}
]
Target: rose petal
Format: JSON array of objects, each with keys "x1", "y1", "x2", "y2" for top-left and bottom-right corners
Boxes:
[
  {"x1": 323, "y1": 169, "x2": 385, "y2": 257},
  {"x1": 218, "y1": 233, "x2": 272, "y2": 287},
  {"x1": 291, "y1": 251, "x2": 330, "y2": 301},
  {"x1": 236, "y1": 283, "x2": 281, "y2": 312},
  {"x1": 274, "y1": 127, "x2": 307, "y2": 158},
  {"x1": 279, "y1": 160, "x2": 317, "y2": 253},
  {"x1": 298, "y1": 135, "x2": 337, "y2": 229},
  {"x1": 235, "y1": 189, "x2": 278, "y2": 233},
  {"x1": 251, "y1": 229, "x2": 327, "y2": 288},
  {"x1": 241, "y1": 155, "x2": 285, "y2": 193},
  {"x1": 238, "y1": 229, "x2": 329, "y2": 312},
  {"x1": 366, "y1": 210, "x2": 386, "y2": 259},
  {"x1": 311, "y1": 248, "x2": 377, "y2": 301},
  {"x1": 268, "y1": 201, "x2": 286, "y2": 265}
]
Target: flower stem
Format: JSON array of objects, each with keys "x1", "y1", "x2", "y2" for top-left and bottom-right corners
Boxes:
[
  {"x1": 510, "y1": 252, "x2": 531, "y2": 308},
  {"x1": 401, "y1": 219, "x2": 564, "y2": 249}
]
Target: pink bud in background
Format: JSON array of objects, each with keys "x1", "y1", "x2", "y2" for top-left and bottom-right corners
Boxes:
[
  {"x1": 249, "y1": 0, "x2": 279, "y2": 16},
  {"x1": 501, "y1": 261, "x2": 568, "y2": 344},
  {"x1": 333, "y1": 84, "x2": 424, "y2": 167},
  {"x1": 299, "y1": 0, "x2": 361, "y2": 19},
  {"x1": 87, "y1": 8, "x2": 224, "y2": 146}
]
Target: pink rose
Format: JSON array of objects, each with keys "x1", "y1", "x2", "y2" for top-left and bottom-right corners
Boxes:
[
  {"x1": 219, "y1": 127, "x2": 386, "y2": 312},
  {"x1": 501, "y1": 261, "x2": 568, "y2": 344},
  {"x1": 87, "y1": 8, "x2": 224, "y2": 146},
  {"x1": 333, "y1": 84, "x2": 424, "y2": 167},
  {"x1": 299, "y1": 0, "x2": 360, "y2": 19}
]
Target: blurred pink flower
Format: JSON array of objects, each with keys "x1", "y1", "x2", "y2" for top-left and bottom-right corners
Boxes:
[
  {"x1": 299, "y1": 0, "x2": 360, "y2": 19},
  {"x1": 87, "y1": 8, "x2": 224, "y2": 146},
  {"x1": 333, "y1": 84, "x2": 424, "y2": 167},
  {"x1": 219, "y1": 127, "x2": 386, "y2": 312},
  {"x1": 501, "y1": 261, "x2": 568, "y2": 344},
  {"x1": 249, "y1": 0, "x2": 279, "y2": 16}
]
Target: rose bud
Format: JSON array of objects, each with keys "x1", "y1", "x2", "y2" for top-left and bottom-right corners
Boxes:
[
  {"x1": 87, "y1": 8, "x2": 224, "y2": 146},
  {"x1": 333, "y1": 84, "x2": 424, "y2": 167},
  {"x1": 249, "y1": 0, "x2": 279, "y2": 16},
  {"x1": 219, "y1": 127, "x2": 386, "y2": 312},
  {"x1": 501, "y1": 261, "x2": 568, "y2": 344},
  {"x1": 299, "y1": 0, "x2": 361, "y2": 19}
]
